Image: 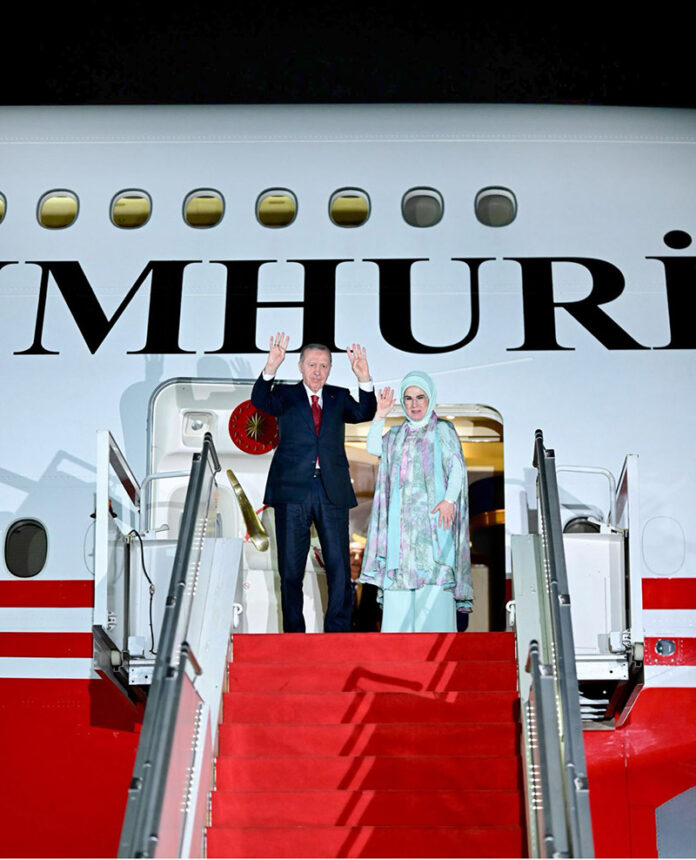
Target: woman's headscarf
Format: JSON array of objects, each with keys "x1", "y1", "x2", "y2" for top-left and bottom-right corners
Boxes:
[{"x1": 399, "y1": 371, "x2": 436, "y2": 427}]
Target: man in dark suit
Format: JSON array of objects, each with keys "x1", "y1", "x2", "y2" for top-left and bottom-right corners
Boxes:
[{"x1": 251, "y1": 332, "x2": 376, "y2": 632}]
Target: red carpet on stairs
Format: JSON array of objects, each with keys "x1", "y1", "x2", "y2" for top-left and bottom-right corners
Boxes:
[{"x1": 206, "y1": 632, "x2": 525, "y2": 859}]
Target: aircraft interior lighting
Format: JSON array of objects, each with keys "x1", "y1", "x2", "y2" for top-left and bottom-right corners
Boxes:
[
  {"x1": 184, "y1": 191, "x2": 224, "y2": 227},
  {"x1": 111, "y1": 191, "x2": 152, "y2": 228},
  {"x1": 257, "y1": 190, "x2": 297, "y2": 227},
  {"x1": 329, "y1": 190, "x2": 370, "y2": 226},
  {"x1": 38, "y1": 191, "x2": 78, "y2": 229}
]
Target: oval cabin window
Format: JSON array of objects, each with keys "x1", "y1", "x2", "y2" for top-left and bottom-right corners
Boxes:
[
  {"x1": 38, "y1": 191, "x2": 79, "y2": 229},
  {"x1": 184, "y1": 190, "x2": 224, "y2": 227},
  {"x1": 0, "y1": 192, "x2": 6, "y2": 223},
  {"x1": 329, "y1": 190, "x2": 370, "y2": 227},
  {"x1": 257, "y1": 190, "x2": 297, "y2": 227},
  {"x1": 5, "y1": 519, "x2": 48, "y2": 578},
  {"x1": 402, "y1": 188, "x2": 444, "y2": 227},
  {"x1": 111, "y1": 191, "x2": 152, "y2": 228},
  {"x1": 475, "y1": 188, "x2": 517, "y2": 227}
]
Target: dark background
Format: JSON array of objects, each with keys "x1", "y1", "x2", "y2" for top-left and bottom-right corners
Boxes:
[{"x1": 4, "y1": 5, "x2": 693, "y2": 107}]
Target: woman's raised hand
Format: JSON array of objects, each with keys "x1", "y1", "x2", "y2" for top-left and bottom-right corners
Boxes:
[
  {"x1": 264, "y1": 332, "x2": 289, "y2": 375},
  {"x1": 375, "y1": 386, "x2": 395, "y2": 419}
]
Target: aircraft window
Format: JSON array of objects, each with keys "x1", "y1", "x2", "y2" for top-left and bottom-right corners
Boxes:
[
  {"x1": 329, "y1": 190, "x2": 370, "y2": 227},
  {"x1": 4, "y1": 518, "x2": 47, "y2": 578},
  {"x1": 0, "y1": 193, "x2": 6, "y2": 223},
  {"x1": 38, "y1": 191, "x2": 78, "y2": 229},
  {"x1": 184, "y1": 190, "x2": 224, "y2": 227},
  {"x1": 475, "y1": 188, "x2": 517, "y2": 227},
  {"x1": 257, "y1": 190, "x2": 297, "y2": 227},
  {"x1": 111, "y1": 191, "x2": 152, "y2": 229},
  {"x1": 402, "y1": 189, "x2": 444, "y2": 227}
]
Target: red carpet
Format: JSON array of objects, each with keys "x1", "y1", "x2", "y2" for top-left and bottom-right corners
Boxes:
[{"x1": 207, "y1": 632, "x2": 525, "y2": 858}]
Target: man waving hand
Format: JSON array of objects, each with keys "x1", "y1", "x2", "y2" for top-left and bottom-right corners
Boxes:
[{"x1": 252, "y1": 333, "x2": 376, "y2": 632}]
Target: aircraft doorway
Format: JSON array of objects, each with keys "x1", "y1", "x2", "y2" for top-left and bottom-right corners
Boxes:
[{"x1": 345, "y1": 404, "x2": 505, "y2": 632}]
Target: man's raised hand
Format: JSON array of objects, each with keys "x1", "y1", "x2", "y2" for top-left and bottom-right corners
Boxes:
[
  {"x1": 346, "y1": 343, "x2": 370, "y2": 383},
  {"x1": 264, "y1": 332, "x2": 289, "y2": 375}
]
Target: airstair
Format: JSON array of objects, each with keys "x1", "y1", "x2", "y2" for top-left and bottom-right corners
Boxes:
[{"x1": 115, "y1": 428, "x2": 607, "y2": 857}]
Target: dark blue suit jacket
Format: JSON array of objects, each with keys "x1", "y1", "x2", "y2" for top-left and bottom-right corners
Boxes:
[{"x1": 251, "y1": 375, "x2": 376, "y2": 507}]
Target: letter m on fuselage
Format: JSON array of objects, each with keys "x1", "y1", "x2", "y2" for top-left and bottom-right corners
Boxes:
[{"x1": 14, "y1": 260, "x2": 198, "y2": 355}]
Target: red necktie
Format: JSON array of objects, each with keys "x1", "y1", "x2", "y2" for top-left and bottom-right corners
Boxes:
[{"x1": 311, "y1": 395, "x2": 322, "y2": 434}]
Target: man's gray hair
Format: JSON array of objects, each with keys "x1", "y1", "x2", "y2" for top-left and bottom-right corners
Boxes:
[{"x1": 299, "y1": 343, "x2": 332, "y2": 364}]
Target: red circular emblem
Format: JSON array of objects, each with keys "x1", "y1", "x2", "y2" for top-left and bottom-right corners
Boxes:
[{"x1": 228, "y1": 401, "x2": 279, "y2": 455}]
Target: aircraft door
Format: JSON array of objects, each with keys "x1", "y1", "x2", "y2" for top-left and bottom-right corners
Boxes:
[
  {"x1": 147, "y1": 378, "x2": 323, "y2": 634},
  {"x1": 93, "y1": 430, "x2": 180, "y2": 692},
  {"x1": 93, "y1": 431, "x2": 141, "y2": 691}
]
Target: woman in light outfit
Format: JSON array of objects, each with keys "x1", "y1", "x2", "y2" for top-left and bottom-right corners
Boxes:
[{"x1": 360, "y1": 371, "x2": 473, "y2": 632}]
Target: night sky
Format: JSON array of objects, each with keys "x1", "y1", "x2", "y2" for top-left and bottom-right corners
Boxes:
[{"x1": 3, "y1": 5, "x2": 693, "y2": 108}]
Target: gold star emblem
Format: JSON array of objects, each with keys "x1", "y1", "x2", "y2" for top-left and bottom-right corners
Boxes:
[{"x1": 246, "y1": 412, "x2": 265, "y2": 440}]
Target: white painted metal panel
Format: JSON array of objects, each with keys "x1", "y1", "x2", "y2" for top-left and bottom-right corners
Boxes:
[{"x1": 0, "y1": 657, "x2": 94, "y2": 678}]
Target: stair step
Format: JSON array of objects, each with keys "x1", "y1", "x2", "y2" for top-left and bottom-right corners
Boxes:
[
  {"x1": 228, "y1": 660, "x2": 516, "y2": 693},
  {"x1": 232, "y1": 632, "x2": 514, "y2": 664},
  {"x1": 223, "y1": 690, "x2": 518, "y2": 723},
  {"x1": 211, "y1": 788, "x2": 523, "y2": 828},
  {"x1": 206, "y1": 824, "x2": 524, "y2": 858},
  {"x1": 219, "y1": 721, "x2": 518, "y2": 757},
  {"x1": 215, "y1": 754, "x2": 521, "y2": 791},
  {"x1": 210, "y1": 632, "x2": 524, "y2": 858}
]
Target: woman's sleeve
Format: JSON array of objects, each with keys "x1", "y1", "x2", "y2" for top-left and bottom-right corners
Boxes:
[
  {"x1": 444, "y1": 458, "x2": 463, "y2": 502},
  {"x1": 366, "y1": 418, "x2": 386, "y2": 457}
]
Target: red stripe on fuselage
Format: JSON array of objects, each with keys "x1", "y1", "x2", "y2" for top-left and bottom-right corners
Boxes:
[
  {"x1": 0, "y1": 632, "x2": 93, "y2": 657},
  {"x1": 642, "y1": 578, "x2": 696, "y2": 609},
  {"x1": 0, "y1": 580, "x2": 93, "y2": 607}
]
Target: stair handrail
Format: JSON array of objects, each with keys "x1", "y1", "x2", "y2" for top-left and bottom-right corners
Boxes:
[
  {"x1": 118, "y1": 432, "x2": 220, "y2": 858},
  {"x1": 555, "y1": 464, "x2": 617, "y2": 526},
  {"x1": 525, "y1": 640, "x2": 571, "y2": 856},
  {"x1": 522, "y1": 430, "x2": 595, "y2": 857},
  {"x1": 138, "y1": 470, "x2": 191, "y2": 533}
]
